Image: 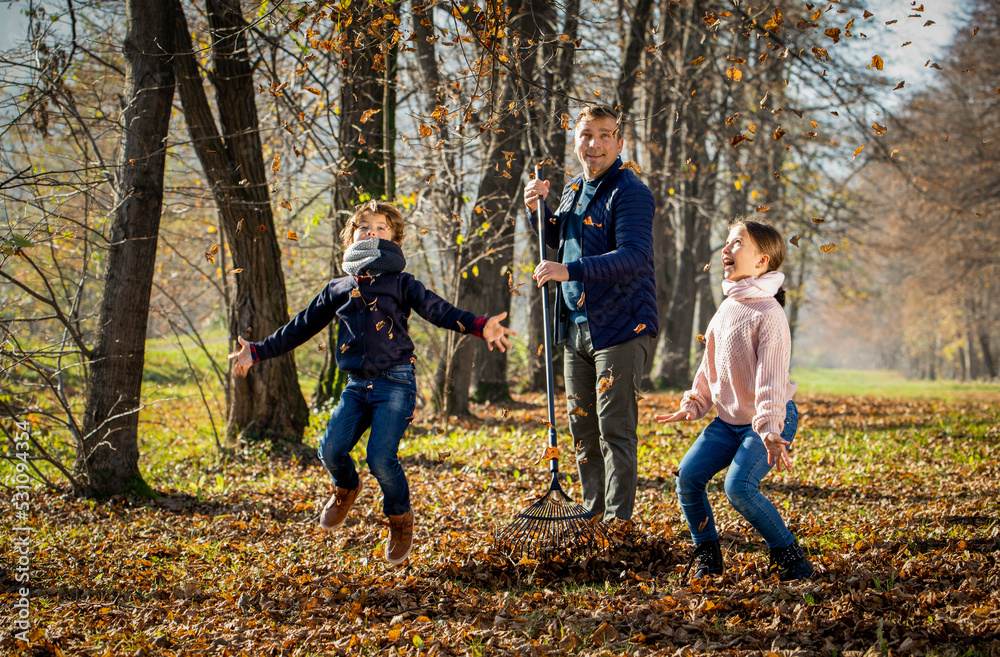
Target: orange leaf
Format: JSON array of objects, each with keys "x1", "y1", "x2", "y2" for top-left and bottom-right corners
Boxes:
[
  {"x1": 360, "y1": 108, "x2": 381, "y2": 124},
  {"x1": 271, "y1": 154, "x2": 280, "y2": 172},
  {"x1": 696, "y1": 334, "x2": 706, "y2": 344},
  {"x1": 871, "y1": 55, "x2": 884, "y2": 71},
  {"x1": 820, "y1": 243, "x2": 838, "y2": 253},
  {"x1": 286, "y1": 231, "x2": 298, "y2": 241},
  {"x1": 280, "y1": 198, "x2": 292, "y2": 210}
]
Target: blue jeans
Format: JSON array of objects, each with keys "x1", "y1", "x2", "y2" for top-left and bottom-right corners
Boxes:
[
  {"x1": 318, "y1": 364, "x2": 417, "y2": 517},
  {"x1": 675, "y1": 400, "x2": 798, "y2": 549}
]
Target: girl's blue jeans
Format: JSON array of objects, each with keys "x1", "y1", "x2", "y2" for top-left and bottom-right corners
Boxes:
[
  {"x1": 675, "y1": 400, "x2": 798, "y2": 549},
  {"x1": 318, "y1": 364, "x2": 416, "y2": 517}
]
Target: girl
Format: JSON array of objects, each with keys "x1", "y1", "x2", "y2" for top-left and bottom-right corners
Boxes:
[
  {"x1": 654, "y1": 218, "x2": 815, "y2": 582},
  {"x1": 229, "y1": 201, "x2": 515, "y2": 565}
]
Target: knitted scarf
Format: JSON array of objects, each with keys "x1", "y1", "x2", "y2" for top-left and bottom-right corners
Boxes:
[
  {"x1": 342, "y1": 238, "x2": 406, "y2": 277},
  {"x1": 722, "y1": 271, "x2": 784, "y2": 300}
]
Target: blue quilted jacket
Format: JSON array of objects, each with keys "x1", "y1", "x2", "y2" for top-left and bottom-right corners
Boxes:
[{"x1": 529, "y1": 157, "x2": 658, "y2": 350}]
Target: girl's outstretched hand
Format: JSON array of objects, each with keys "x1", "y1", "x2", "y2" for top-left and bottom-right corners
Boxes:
[
  {"x1": 763, "y1": 432, "x2": 793, "y2": 472},
  {"x1": 654, "y1": 409, "x2": 694, "y2": 423},
  {"x1": 229, "y1": 336, "x2": 253, "y2": 377},
  {"x1": 483, "y1": 311, "x2": 517, "y2": 352}
]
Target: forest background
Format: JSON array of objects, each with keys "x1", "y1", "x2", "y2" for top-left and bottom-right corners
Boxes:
[{"x1": 0, "y1": 0, "x2": 999, "y2": 655}]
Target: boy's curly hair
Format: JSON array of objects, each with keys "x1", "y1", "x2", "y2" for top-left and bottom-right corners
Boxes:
[{"x1": 340, "y1": 200, "x2": 405, "y2": 250}]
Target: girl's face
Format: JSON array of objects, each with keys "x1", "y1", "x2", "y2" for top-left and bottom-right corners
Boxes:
[
  {"x1": 721, "y1": 224, "x2": 768, "y2": 282},
  {"x1": 352, "y1": 212, "x2": 393, "y2": 244}
]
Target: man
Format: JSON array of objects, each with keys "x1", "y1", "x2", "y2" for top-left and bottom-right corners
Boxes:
[{"x1": 524, "y1": 104, "x2": 657, "y2": 523}]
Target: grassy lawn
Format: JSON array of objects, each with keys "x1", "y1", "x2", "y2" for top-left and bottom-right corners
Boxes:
[{"x1": 3, "y1": 344, "x2": 999, "y2": 656}]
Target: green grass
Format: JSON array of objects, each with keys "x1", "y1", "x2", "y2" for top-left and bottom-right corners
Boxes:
[{"x1": 792, "y1": 367, "x2": 1000, "y2": 400}]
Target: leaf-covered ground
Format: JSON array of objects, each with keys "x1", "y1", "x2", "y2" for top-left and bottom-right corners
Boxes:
[{"x1": 2, "y1": 391, "x2": 999, "y2": 656}]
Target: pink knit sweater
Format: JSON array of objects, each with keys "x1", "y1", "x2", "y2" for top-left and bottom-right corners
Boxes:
[{"x1": 679, "y1": 295, "x2": 798, "y2": 437}]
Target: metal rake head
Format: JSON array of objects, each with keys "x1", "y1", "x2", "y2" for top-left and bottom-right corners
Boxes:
[{"x1": 493, "y1": 482, "x2": 612, "y2": 560}]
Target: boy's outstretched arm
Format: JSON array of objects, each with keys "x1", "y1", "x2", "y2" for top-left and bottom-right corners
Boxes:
[
  {"x1": 228, "y1": 336, "x2": 253, "y2": 377},
  {"x1": 483, "y1": 311, "x2": 517, "y2": 352}
]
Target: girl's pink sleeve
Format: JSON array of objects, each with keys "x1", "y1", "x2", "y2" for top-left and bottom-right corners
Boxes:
[
  {"x1": 752, "y1": 309, "x2": 792, "y2": 437},
  {"x1": 680, "y1": 353, "x2": 713, "y2": 420}
]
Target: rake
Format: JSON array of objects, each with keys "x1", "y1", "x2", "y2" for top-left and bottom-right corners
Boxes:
[{"x1": 493, "y1": 164, "x2": 612, "y2": 560}]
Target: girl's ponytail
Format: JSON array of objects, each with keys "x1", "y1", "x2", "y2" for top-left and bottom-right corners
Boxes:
[{"x1": 774, "y1": 286, "x2": 786, "y2": 307}]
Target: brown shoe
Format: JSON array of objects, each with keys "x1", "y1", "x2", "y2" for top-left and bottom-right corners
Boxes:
[
  {"x1": 385, "y1": 509, "x2": 414, "y2": 565},
  {"x1": 319, "y1": 479, "x2": 363, "y2": 531}
]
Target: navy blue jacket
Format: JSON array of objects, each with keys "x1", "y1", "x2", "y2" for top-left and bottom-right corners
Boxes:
[
  {"x1": 529, "y1": 157, "x2": 658, "y2": 350},
  {"x1": 250, "y1": 273, "x2": 485, "y2": 379}
]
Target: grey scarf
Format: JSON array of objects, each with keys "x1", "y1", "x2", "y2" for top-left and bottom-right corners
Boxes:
[{"x1": 342, "y1": 238, "x2": 406, "y2": 277}]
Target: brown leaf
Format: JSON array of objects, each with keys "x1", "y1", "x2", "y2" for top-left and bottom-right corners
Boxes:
[
  {"x1": 893, "y1": 80, "x2": 905, "y2": 91},
  {"x1": 696, "y1": 334, "x2": 706, "y2": 344},
  {"x1": 569, "y1": 407, "x2": 588, "y2": 417},
  {"x1": 271, "y1": 154, "x2": 280, "y2": 172},
  {"x1": 772, "y1": 127, "x2": 786, "y2": 141},
  {"x1": 790, "y1": 234, "x2": 801, "y2": 247},
  {"x1": 702, "y1": 262, "x2": 711, "y2": 272},
  {"x1": 280, "y1": 198, "x2": 292, "y2": 210},
  {"x1": 698, "y1": 516, "x2": 710, "y2": 532},
  {"x1": 619, "y1": 161, "x2": 642, "y2": 174},
  {"x1": 227, "y1": 267, "x2": 243, "y2": 274},
  {"x1": 812, "y1": 217, "x2": 825, "y2": 224},
  {"x1": 360, "y1": 108, "x2": 381, "y2": 124},
  {"x1": 755, "y1": 205, "x2": 771, "y2": 213},
  {"x1": 633, "y1": 324, "x2": 646, "y2": 334}
]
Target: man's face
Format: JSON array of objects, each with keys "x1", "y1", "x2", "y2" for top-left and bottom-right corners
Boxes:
[{"x1": 574, "y1": 116, "x2": 624, "y2": 180}]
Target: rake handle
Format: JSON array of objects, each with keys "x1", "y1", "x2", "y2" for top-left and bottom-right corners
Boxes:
[{"x1": 535, "y1": 163, "x2": 560, "y2": 477}]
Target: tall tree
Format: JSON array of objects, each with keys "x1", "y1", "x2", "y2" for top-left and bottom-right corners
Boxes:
[
  {"x1": 78, "y1": 0, "x2": 175, "y2": 497},
  {"x1": 171, "y1": 0, "x2": 308, "y2": 443}
]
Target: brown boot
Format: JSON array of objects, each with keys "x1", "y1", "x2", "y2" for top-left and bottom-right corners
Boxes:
[
  {"x1": 385, "y1": 509, "x2": 414, "y2": 565},
  {"x1": 319, "y1": 479, "x2": 363, "y2": 531}
]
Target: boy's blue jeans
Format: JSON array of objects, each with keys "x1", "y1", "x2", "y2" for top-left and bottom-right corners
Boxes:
[
  {"x1": 319, "y1": 364, "x2": 416, "y2": 517},
  {"x1": 675, "y1": 400, "x2": 798, "y2": 549}
]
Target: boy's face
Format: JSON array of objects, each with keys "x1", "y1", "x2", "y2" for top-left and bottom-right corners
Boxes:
[{"x1": 352, "y1": 212, "x2": 394, "y2": 244}]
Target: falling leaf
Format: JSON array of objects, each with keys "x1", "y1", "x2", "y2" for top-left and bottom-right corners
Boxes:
[
  {"x1": 569, "y1": 407, "x2": 588, "y2": 417},
  {"x1": 702, "y1": 263, "x2": 711, "y2": 272},
  {"x1": 893, "y1": 80, "x2": 905, "y2": 91},
  {"x1": 772, "y1": 127, "x2": 786, "y2": 141},
  {"x1": 698, "y1": 516, "x2": 710, "y2": 532},
  {"x1": 507, "y1": 271, "x2": 525, "y2": 296},
  {"x1": 271, "y1": 154, "x2": 280, "y2": 172},
  {"x1": 620, "y1": 161, "x2": 642, "y2": 173},
  {"x1": 305, "y1": 87, "x2": 321, "y2": 95},
  {"x1": 360, "y1": 108, "x2": 381, "y2": 124},
  {"x1": 871, "y1": 55, "x2": 884, "y2": 71},
  {"x1": 350, "y1": 289, "x2": 361, "y2": 298},
  {"x1": 500, "y1": 408, "x2": 509, "y2": 419},
  {"x1": 690, "y1": 56, "x2": 704, "y2": 66},
  {"x1": 236, "y1": 218, "x2": 244, "y2": 234},
  {"x1": 696, "y1": 334, "x2": 706, "y2": 344},
  {"x1": 825, "y1": 28, "x2": 841, "y2": 43},
  {"x1": 872, "y1": 123, "x2": 887, "y2": 136},
  {"x1": 863, "y1": 9, "x2": 874, "y2": 19},
  {"x1": 583, "y1": 217, "x2": 603, "y2": 228},
  {"x1": 790, "y1": 235, "x2": 801, "y2": 247},
  {"x1": 820, "y1": 243, "x2": 838, "y2": 253},
  {"x1": 755, "y1": 205, "x2": 771, "y2": 212},
  {"x1": 577, "y1": 293, "x2": 585, "y2": 308},
  {"x1": 536, "y1": 343, "x2": 544, "y2": 357},
  {"x1": 438, "y1": 451, "x2": 451, "y2": 460},
  {"x1": 539, "y1": 445, "x2": 559, "y2": 462},
  {"x1": 812, "y1": 217, "x2": 825, "y2": 224},
  {"x1": 852, "y1": 145, "x2": 865, "y2": 159},
  {"x1": 923, "y1": 20, "x2": 934, "y2": 27},
  {"x1": 456, "y1": 320, "x2": 465, "y2": 332},
  {"x1": 340, "y1": 344, "x2": 350, "y2": 353},
  {"x1": 726, "y1": 67, "x2": 743, "y2": 81},
  {"x1": 280, "y1": 198, "x2": 292, "y2": 210},
  {"x1": 286, "y1": 231, "x2": 298, "y2": 241},
  {"x1": 418, "y1": 125, "x2": 433, "y2": 137},
  {"x1": 634, "y1": 324, "x2": 646, "y2": 334},
  {"x1": 376, "y1": 321, "x2": 385, "y2": 331},
  {"x1": 227, "y1": 267, "x2": 243, "y2": 274},
  {"x1": 598, "y1": 374, "x2": 615, "y2": 393},
  {"x1": 731, "y1": 134, "x2": 751, "y2": 147}
]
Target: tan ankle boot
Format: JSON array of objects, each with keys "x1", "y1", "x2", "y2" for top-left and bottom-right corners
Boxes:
[
  {"x1": 319, "y1": 479, "x2": 363, "y2": 531},
  {"x1": 385, "y1": 509, "x2": 414, "y2": 565}
]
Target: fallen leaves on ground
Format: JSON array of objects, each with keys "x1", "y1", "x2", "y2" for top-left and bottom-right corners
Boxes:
[{"x1": 1, "y1": 392, "x2": 998, "y2": 656}]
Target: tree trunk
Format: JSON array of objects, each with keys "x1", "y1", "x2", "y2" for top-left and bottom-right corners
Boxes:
[
  {"x1": 523, "y1": 0, "x2": 579, "y2": 393},
  {"x1": 78, "y1": 0, "x2": 174, "y2": 498},
  {"x1": 314, "y1": 1, "x2": 398, "y2": 409},
  {"x1": 172, "y1": 0, "x2": 308, "y2": 444}
]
